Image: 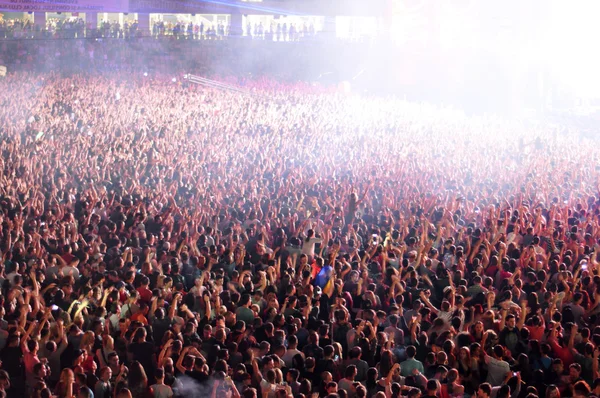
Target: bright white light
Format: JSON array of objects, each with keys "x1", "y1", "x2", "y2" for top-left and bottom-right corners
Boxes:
[
  {"x1": 385, "y1": 0, "x2": 600, "y2": 99},
  {"x1": 172, "y1": 78, "x2": 177, "y2": 83},
  {"x1": 544, "y1": 0, "x2": 600, "y2": 98},
  {"x1": 143, "y1": 72, "x2": 148, "y2": 77}
]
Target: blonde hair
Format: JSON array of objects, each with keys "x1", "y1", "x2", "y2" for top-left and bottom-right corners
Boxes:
[
  {"x1": 59, "y1": 368, "x2": 74, "y2": 384},
  {"x1": 102, "y1": 334, "x2": 114, "y2": 351},
  {"x1": 80, "y1": 331, "x2": 95, "y2": 351},
  {"x1": 332, "y1": 342, "x2": 343, "y2": 360},
  {"x1": 275, "y1": 368, "x2": 283, "y2": 384}
]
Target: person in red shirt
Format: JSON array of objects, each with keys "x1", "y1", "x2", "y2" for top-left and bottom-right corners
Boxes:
[
  {"x1": 61, "y1": 244, "x2": 75, "y2": 264},
  {"x1": 548, "y1": 322, "x2": 576, "y2": 367},
  {"x1": 524, "y1": 314, "x2": 545, "y2": 342},
  {"x1": 136, "y1": 276, "x2": 153, "y2": 304}
]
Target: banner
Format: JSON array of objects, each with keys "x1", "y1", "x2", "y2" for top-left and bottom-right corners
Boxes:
[
  {"x1": 130, "y1": 0, "x2": 235, "y2": 14},
  {"x1": 0, "y1": 0, "x2": 128, "y2": 13}
]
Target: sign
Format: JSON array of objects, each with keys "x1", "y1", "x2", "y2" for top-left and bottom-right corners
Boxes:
[
  {"x1": 130, "y1": 0, "x2": 234, "y2": 13},
  {"x1": 0, "y1": 65, "x2": 6, "y2": 77},
  {"x1": 0, "y1": 0, "x2": 129, "y2": 13}
]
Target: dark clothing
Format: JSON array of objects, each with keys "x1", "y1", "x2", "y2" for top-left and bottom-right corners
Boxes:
[{"x1": 128, "y1": 341, "x2": 155, "y2": 376}]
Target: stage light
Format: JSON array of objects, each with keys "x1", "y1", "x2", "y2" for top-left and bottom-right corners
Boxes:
[
  {"x1": 143, "y1": 72, "x2": 148, "y2": 77},
  {"x1": 544, "y1": 0, "x2": 600, "y2": 98},
  {"x1": 172, "y1": 78, "x2": 177, "y2": 83}
]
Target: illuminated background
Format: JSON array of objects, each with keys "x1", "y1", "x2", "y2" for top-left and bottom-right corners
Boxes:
[
  {"x1": 361, "y1": 0, "x2": 600, "y2": 112},
  {"x1": 1, "y1": 0, "x2": 600, "y2": 113}
]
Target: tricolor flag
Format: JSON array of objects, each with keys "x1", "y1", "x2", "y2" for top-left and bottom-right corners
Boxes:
[{"x1": 315, "y1": 265, "x2": 334, "y2": 297}]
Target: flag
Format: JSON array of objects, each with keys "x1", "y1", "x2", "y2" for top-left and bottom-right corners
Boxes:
[
  {"x1": 315, "y1": 265, "x2": 333, "y2": 289},
  {"x1": 310, "y1": 261, "x2": 321, "y2": 280}
]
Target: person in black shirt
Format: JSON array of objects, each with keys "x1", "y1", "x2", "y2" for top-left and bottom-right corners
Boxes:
[
  {"x1": 476, "y1": 383, "x2": 492, "y2": 398},
  {"x1": 1, "y1": 334, "x2": 23, "y2": 396},
  {"x1": 316, "y1": 345, "x2": 338, "y2": 384},
  {"x1": 186, "y1": 356, "x2": 210, "y2": 384},
  {"x1": 127, "y1": 328, "x2": 155, "y2": 378},
  {"x1": 423, "y1": 379, "x2": 439, "y2": 398}
]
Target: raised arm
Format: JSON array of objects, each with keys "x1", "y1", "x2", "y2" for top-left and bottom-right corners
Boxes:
[
  {"x1": 168, "y1": 293, "x2": 179, "y2": 319},
  {"x1": 203, "y1": 294, "x2": 211, "y2": 320},
  {"x1": 386, "y1": 363, "x2": 401, "y2": 384},
  {"x1": 499, "y1": 309, "x2": 508, "y2": 331},
  {"x1": 419, "y1": 291, "x2": 439, "y2": 315},
  {"x1": 569, "y1": 324, "x2": 578, "y2": 350},
  {"x1": 252, "y1": 358, "x2": 263, "y2": 385},
  {"x1": 517, "y1": 301, "x2": 527, "y2": 330},
  {"x1": 21, "y1": 319, "x2": 38, "y2": 352},
  {"x1": 176, "y1": 346, "x2": 192, "y2": 374},
  {"x1": 158, "y1": 339, "x2": 174, "y2": 366}
]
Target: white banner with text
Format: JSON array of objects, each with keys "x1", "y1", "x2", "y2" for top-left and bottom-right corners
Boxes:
[{"x1": 0, "y1": 0, "x2": 128, "y2": 13}]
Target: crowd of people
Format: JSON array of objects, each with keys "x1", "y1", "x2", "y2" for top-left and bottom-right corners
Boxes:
[
  {"x1": 0, "y1": 18, "x2": 87, "y2": 40},
  {"x1": 242, "y1": 21, "x2": 319, "y2": 42},
  {"x1": 0, "y1": 36, "x2": 363, "y2": 84},
  {"x1": 150, "y1": 20, "x2": 228, "y2": 40},
  {"x1": 0, "y1": 16, "x2": 321, "y2": 42},
  {"x1": 0, "y1": 29, "x2": 599, "y2": 398}
]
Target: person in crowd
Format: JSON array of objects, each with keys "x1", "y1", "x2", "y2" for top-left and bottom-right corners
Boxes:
[{"x1": 1, "y1": 34, "x2": 600, "y2": 398}]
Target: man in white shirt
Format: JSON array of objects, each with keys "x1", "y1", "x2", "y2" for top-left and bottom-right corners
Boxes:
[
  {"x1": 280, "y1": 335, "x2": 304, "y2": 368},
  {"x1": 62, "y1": 262, "x2": 80, "y2": 280},
  {"x1": 6, "y1": 263, "x2": 22, "y2": 286},
  {"x1": 150, "y1": 367, "x2": 173, "y2": 398},
  {"x1": 484, "y1": 344, "x2": 512, "y2": 387}
]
